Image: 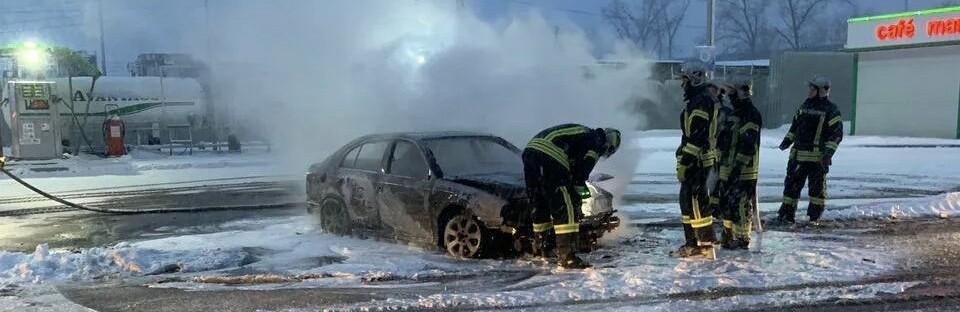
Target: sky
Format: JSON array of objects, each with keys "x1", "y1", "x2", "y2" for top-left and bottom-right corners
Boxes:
[{"x1": 0, "y1": 0, "x2": 956, "y2": 76}]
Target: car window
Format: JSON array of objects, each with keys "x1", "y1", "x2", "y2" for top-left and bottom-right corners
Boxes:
[
  {"x1": 354, "y1": 141, "x2": 389, "y2": 172},
  {"x1": 340, "y1": 145, "x2": 361, "y2": 168},
  {"x1": 387, "y1": 140, "x2": 428, "y2": 179},
  {"x1": 424, "y1": 137, "x2": 521, "y2": 177}
]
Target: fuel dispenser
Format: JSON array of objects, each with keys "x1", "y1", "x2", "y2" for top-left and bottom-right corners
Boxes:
[{"x1": 6, "y1": 81, "x2": 62, "y2": 160}]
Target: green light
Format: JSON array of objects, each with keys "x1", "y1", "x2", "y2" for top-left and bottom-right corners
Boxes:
[{"x1": 848, "y1": 6, "x2": 960, "y2": 23}]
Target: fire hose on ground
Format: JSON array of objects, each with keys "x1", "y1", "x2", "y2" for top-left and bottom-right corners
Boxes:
[{"x1": 0, "y1": 165, "x2": 297, "y2": 215}]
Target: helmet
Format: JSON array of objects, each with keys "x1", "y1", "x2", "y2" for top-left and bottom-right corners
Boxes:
[
  {"x1": 808, "y1": 75, "x2": 831, "y2": 90},
  {"x1": 600, "y1": 128, "x2": 621, "y2": 158},
  {"x1": 681, "y1": 60, "x2": 707, "y2": 87},
  {"x1": 724, "y1": 75, "x2": 752, "y2": 95}
]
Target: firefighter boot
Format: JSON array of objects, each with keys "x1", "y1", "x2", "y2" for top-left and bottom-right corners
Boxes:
[
  {"x1": 776, "y1": 204, "x2": 797, "y2": 225},
  {"x1": 532, "y1": 230, "x2": 556, "y2": 259},
  {"x1": 556, "y1": 233, "x2": 591, "y2": 269},
  {"x1": 720, "y1": 223, "x2": 735, "y2": 249},
  {"x1": 670, "y1": 244, "x2": 714, "y2": 258}
]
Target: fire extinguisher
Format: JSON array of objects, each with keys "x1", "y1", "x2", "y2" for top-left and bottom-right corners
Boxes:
[{"x1": 103, "y1": 115, "x2": 126, "y2": 157}]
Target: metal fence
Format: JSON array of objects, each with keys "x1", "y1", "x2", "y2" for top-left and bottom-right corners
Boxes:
[{"x1": 765, "y1": 52, "x2": 855, "y2": 127}]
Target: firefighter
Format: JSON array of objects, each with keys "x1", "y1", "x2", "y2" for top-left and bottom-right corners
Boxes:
[
  {"x1": 708, "y1": 79, "x2": 734, "y2": 220},
  {"x1": 523, "y1": 124, "x2": 621, "y2": 269},
  {"x1": 671, "y1": 60, "x2": 719, "y2": 258},
  {"x1": 718, "y1": 77, "x2": 762, "y2": 249},
  {"x1": 777, "y1": 75, "x2": 843, "y2": 225}
]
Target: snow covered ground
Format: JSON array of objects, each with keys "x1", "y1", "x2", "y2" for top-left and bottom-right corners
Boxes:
[
  {"x1": 0, "y1": 148, "x2": 299, "y2": 212},
  {"x1": 0, "y1": 130, "x2": 957, "y2": 310}
]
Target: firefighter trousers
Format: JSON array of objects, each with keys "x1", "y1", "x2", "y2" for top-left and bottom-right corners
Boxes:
[
  {"x1": 522, "y1": 150, "x2": 581, "y2": 236},
  {"x1": 723, "y1": 179, "x2": 756, "y2": 240},
  {"x1": 679, "y1": 166, "x2": 716, "y2": 246},
  {"x1": 780, "y1": 160, "x2": 828, "y2": 221},
  {"x1": 709, "y1": 174, "x2": 727, "y2": 219}
]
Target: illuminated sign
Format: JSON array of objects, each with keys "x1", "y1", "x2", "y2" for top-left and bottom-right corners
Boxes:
[
  {"x1": 848, "y1": 6, "x2": 960, "y2": 49},
  {"x1": 875, "y1": 18, "x2": 915, "y2": 41},
  {"x1": 927, "y1": 17, "x2": 960, "y2": 37}
]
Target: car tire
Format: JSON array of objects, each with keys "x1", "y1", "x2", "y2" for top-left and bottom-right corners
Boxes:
[
  {"x1": 442, "y1": 211, "x2": 487, "y2": 259},
  {"x1": 320, "y1": 197, "x2": 349, "y2": 235}
]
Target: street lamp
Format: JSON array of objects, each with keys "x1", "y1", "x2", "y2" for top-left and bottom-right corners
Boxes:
[{"x1": 13, "y1": 41, "x2": 49, "y2": 75}]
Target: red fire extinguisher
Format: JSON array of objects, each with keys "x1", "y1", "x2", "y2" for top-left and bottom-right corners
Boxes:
[{"x1": 103, "y1": 115, "x2": 126, "y2": 157}]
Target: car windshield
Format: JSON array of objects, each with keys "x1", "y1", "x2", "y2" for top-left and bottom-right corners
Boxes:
[{"x1": 424, "y1": 137, "x2": 521, "y2": 177}]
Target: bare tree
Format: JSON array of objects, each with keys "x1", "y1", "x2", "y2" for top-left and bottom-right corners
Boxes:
[
  {"x1": 775, "y1": 0, "x2": 830, "y2": 51},
  {"x1": 776, "y1": 0, "x2": 858, "y2": 51},
  {"x1": 661, "y1": 0, "x2": 692, "y2": 59},
  {"x1": 603, "y1": 0, "x2": 691, "y2": 59},
  {"x1": 717, "y1": 0, "x2": 776, "y2": 58}
]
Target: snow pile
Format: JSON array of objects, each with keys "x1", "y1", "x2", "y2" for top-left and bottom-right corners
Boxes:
[
  {"x1": 828, "y1": 192, "x2": 960, "y2": 221},
  {"x1": 0, "y1": 242, "x2": 246, "y2": 289}
]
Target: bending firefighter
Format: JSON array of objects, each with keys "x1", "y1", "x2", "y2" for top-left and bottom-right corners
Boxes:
[
  {"x1": 523, "y1": 124, "x2": 621, "y2": 269},
  {"x1": 777, "y1": 75, "x2": 843, "y2": 225},
  {"x1": 672, "y1": 60, "x2": 719, "y2": 258},
  {"x1": 717, "y1": 77, "x2": 762, "y2": 249}
]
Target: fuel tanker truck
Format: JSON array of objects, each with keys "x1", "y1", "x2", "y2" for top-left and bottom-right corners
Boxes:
[{"x1": 2, "y1": 76, "x2": 207, "y2": 152}]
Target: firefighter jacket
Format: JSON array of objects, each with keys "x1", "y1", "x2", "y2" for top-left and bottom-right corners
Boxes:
[
  {"x1": 719, "y1": 97, "x2": 762, "y2": 181},
  {"x1": 715, "y1": 103, "x2": 735, "y2": 178},
  {"x1": 782, "y1": 97, "x2": 843, "y2": 162},
  {"x1": 525, "y1": 124, "x2": 606, "y2": 188},
  {"x1": 677, "y1": 84, "x2": 719, "y2": 174}
]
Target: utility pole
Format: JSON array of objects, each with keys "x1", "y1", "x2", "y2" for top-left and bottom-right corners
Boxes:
[
  {"x1": 204, "y1": 0, "x2": 222, "y2": 152},
  {"x1": 706, "y1": 0, "x2": 715, "y2": 47},
  {"x1": 98, "y1": 0, "x2": 107, "y2": 75}
]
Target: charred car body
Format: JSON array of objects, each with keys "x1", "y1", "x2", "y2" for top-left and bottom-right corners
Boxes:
[{"x1": 306, "y1": 132, "x2": 620, "y2": 258}]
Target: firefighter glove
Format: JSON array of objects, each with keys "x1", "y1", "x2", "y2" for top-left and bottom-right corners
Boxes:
[
  {"x1": 779, "y1": 140, "x2": 792, "y2": 151},
  {"x1": 823, "y1": 157, "x2": 832, "y2": 167},
  {"x1": 0, "y1": 156, "x2": 5, "y2": 169},
  {"x1": 676, "y1": 163, "x2": 689, "y2": 182}
]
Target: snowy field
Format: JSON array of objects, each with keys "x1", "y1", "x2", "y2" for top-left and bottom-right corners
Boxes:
[{"x1": 0, "y1": 130, "x2": 957, "y2": 311}]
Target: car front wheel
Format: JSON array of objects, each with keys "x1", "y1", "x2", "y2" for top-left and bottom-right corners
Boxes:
[{"x1": 443, "y1": 212, "x2": 486, "y2": 259}]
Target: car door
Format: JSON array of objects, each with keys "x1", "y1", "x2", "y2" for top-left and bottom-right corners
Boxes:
[
  {"x1": 377, "y1": 139, "x2": 434, "y2": 242},
  {"x1": 338, "y1": 140, "x2": 389, "y2": 232}
]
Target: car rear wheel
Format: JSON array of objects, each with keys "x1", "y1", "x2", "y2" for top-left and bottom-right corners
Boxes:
[
  {"x1": 320, "y1": 197, "x2": 349, "y2": 235},
  {"x1": 443, "y1": 212, "x2": 485, "y2": 259}
]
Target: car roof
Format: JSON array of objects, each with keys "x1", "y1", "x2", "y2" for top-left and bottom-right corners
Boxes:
[{"x1": 358, "y1": 131, "x2": 500, "y2": 142}]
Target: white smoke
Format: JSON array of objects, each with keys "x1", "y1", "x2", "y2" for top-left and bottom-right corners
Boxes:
[{"x1": 194, "y1": 0, "x2": 652, "y2": 174}]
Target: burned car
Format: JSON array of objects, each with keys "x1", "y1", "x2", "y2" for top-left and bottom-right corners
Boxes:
[{"x1": 306, "y1": 132, "x2": 620, "y2": 258}]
